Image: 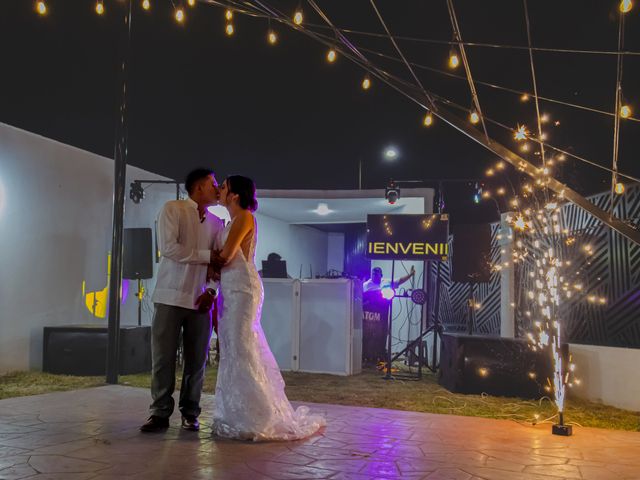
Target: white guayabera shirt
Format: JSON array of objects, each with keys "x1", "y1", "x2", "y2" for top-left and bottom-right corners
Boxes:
[{"x1": 152, "y1": 197, "x2": 224, "y2": 310}]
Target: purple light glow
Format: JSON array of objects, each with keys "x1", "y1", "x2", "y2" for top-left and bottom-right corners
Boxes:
[{"x1": 381, "y1": 287, "x2": 395, "y2": 300}]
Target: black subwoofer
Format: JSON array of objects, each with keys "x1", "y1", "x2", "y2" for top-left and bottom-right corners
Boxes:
[
  {"x1": 43, "y1": 325, "x2": 151, "y2": 376},
  {"x1": 438, "y1": 333, "x2": 563, "y2": 399}
]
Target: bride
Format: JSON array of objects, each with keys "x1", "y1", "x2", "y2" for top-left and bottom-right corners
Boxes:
[{"x1": 210, "y1": 175, "x2": 325, "y2": 441}]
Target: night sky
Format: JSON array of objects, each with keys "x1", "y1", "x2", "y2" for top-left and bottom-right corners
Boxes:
[{"x1": 1, "y1": 0, "x2": 639, "y2": 224}]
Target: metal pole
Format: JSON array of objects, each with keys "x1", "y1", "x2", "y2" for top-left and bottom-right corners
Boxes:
[
  {"x1": 384, "y1": 260, "x2": 395, "y2": 379},
  {"x1": 417, "y1": 260, "x2": 427, "y2": 379},
  {"x1": 106, "y1": 0, "x2": 133, "y2": 384}
]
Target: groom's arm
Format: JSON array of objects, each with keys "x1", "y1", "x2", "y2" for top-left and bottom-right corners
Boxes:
[{"x1": 158, "y1": 203, "x2": 211, "y2": 264}]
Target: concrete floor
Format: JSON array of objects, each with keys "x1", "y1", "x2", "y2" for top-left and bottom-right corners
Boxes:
[{"x1": 0, "y1": 385, "x2": 639, "y2": 479}]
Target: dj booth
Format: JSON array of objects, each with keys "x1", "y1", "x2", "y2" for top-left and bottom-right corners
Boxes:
[{"x1": 261, "y1": 278, "x2": 362, "y2": 375}]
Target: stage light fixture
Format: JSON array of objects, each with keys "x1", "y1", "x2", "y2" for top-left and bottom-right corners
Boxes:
[
  {"x1": 129, "y1": 182, "x2": 144, "y2": 204},
  {"x1": 385, "y1": 181, "x2": 400, "y2": 205},
  {"x1": 410, "y1": 289, "x2": 427, "y2": 305},
  {"x1": 381, "y1": 287, "x2": 395, "y2": 300}
]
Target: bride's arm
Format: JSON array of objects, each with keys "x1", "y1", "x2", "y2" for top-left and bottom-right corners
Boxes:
[{"x1": 218, "y1": 211, "x2": 254, "y2": 265}]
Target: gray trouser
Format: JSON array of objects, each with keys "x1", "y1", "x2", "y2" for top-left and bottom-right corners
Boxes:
[{"x1": 149, "y1": 303, "x2": 212, "y2": 418}]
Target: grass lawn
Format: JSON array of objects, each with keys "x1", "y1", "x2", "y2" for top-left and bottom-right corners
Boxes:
[{"x1": 1, "y1": 367, "x2": 638, "y2": 431}]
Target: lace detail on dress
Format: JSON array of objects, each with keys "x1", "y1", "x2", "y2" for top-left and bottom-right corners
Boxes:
[{"x1": 212, "y1": 216, "x2": 325, "y2": 441}]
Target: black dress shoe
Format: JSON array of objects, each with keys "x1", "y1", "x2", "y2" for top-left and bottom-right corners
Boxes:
[
  {"x1": 181, "y1": 415, "x2": 200, "y2": 431},
  {"x1": 140, "y1": 415, "x2": 169, "y2": 433}
]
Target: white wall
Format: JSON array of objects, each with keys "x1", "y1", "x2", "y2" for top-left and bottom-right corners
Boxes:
[
  {"x1": 254, "y1": 213, "x2": 328, "y2": 279},
  {"x1": 569, "y1": 343, "x2": 640, "y2": 411},
  {"x1": 0, "y1": 123, "x2": 175, "y2": 373},
  {"x1": 327, "y1": 232, "x2": 344, "y2": 273}
]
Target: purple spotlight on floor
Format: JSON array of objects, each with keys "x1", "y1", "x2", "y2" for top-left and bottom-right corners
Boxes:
[{"x1": 381, "y1": 287, "x2": 395, "y2": 300}]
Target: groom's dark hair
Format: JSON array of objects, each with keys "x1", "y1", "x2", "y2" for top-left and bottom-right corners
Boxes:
[{"x1": 185, "y1": 168, "x2": 214, "y2": 195}]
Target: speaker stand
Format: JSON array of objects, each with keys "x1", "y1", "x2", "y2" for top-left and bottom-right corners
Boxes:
[{"x1": 135, "y1": 279, "x2": 145, "y2": 327}]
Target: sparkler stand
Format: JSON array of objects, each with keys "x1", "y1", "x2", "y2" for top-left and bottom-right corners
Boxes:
[{"x1": 552, "y1": 413, "x2": 573, "y2": 436}]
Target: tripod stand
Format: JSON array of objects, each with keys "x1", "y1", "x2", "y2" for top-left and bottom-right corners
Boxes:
[{"x1": 386, "y1": 259, "x2": 444, "y2": 378}]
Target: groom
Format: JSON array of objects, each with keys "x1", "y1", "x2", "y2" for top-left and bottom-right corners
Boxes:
[{"x1": 140, "y1": 168, "x2": 224, "y2": 433}]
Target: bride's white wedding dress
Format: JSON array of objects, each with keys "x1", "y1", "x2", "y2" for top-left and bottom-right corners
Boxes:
[{"x1": 212, "y1": 216, "x2": 325, "y2": 441}]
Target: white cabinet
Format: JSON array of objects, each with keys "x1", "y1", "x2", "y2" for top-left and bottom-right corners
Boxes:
[{"x1": 261, "y1": 278, "x2": 362, "y2": 376}]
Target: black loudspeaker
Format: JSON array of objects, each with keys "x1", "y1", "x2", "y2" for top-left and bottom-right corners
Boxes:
[
  {"x1": 438, "y1": 333, "x2": 563, "y2": 399},
  {"x1": 452, "y1": 224, "x2": 491, "y2": 283},
  {"x1": 123, "y1": 228, "x2": 153, "y2": 279},
  {"x1": 43, "y1": 325, "x2": 151, "y2": 376}
]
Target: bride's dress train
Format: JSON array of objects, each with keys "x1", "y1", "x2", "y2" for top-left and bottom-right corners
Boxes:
[{"x1": 212, "y1": 218, "x2": 325, "y2": 441}]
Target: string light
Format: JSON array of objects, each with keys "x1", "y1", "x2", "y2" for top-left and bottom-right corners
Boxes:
[
  {"x1": 514, "y1": 124, "x2": 528, "y2": 141},
  {"x1": 293, "y1": 9, "x2": 303, "y2": 25},
  {"x1": 470, "y1": 111, "x2": 480, "y2": 124},
  {"x1": 225, "y1": 9, "x2": 233, "y2": 20},
  {"x1": 615, "y1": 182, "x2": 625, "y2": 194},
  {"x1": 423, "y1": 113, "x2": 433, "y2": 126},
  {"x1": 521, "y1": 143, "x2": 530, "y2": 152},
  {"x1": 187, "y1": 0, "x2": 196, "y2": 6},
  {"x1": 521, "y1": 93, "x2": 530, "y2": 102},
  {"x1": 486, "y1": 168, "x2": 494, "y2": 176},
  {"x1": 175, "y1": 7, "x2": 185, "y2": 23},
  {"x1": 142, "y1": 0, "x2": 150, "y2": 10},
  {"x1": 620, "y1": 105, "x2": 631, "y2": 118},
  {"x1": 268, "y1": 30, "x2": 277, "y2": 45},
  {"x1": 449, "y1": 52, "x2": 460, "y2": 69},
  {"x1": 327, "y1": 48, "x2": 337, "y2": 63},
  {"x1": 36, "y1": 0, "x2": 47, "y2": 15},
  {"x1": 620, "y1": 0, "x2": 633, "y2": 13},
  {"x1": 95, "y1": 1, "x2": 105, "y2": 15},
  {"x1": 540, "y1": 113, "x2": 550, "y2": 123},
  {"x1": 226, "y1": 23, "x2": 234, "y2": 36}
]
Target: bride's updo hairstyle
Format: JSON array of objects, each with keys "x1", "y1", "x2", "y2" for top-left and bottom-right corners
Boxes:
[{"x1": 225, "y1": 175, "x2": 258, "y2": 212}]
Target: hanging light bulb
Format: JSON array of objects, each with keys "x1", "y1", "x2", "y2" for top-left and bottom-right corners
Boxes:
[
  {"x1": 175, "y1": 7, "x2": 185, "y2": 23},
  {"x1": 293, "y1": 9, "x2": 303, "y2": 25},
  {"x1": 326, "y1": 48, "x2": 337, "y2": 63},
  {"x1": 520, "y1": 93, "x2": 530, "y2": 102},
  {"x1": 142, "y1": 0, "x2": 151, "y2": 10},
  {"x1": 36, "y1": 1, "x2": 47, "y2": 15},
  {"x1": 423, "y1": 113, "x2": 433, "y2": 127},
  {"x1": 449, "y1": 51, "x2": 460, "y2": 68},
  {"x1": 620, "y1": 105, "x2": 631, "y2": 118},
  {"x1": 620, "y1": 0, "x2": 633, "y2": 13},
  {"x1": 225, "y1": 9, "x2": 233, "y2": 20},
  {"x1": 362, "y1": 76, "x2": 371, "y2": 90},
  {"x1": 226, "y1": 23, "x2": 234, "y2": 36},
  {"x1": 268, "y1": 30, "x2": 277, "y2": 45},
  {"x1": 187, "y1": 0, "x2": 197, "y2": 5},
  {"x1": 95, "y1": 1, "x2": 105, "y2": 15},
  {"x1": 615, "y1": 182, "x2": 625, "y2": 194},
  {"x1": 470, "y1": 111, "x2": 480, "y2": 124}
]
